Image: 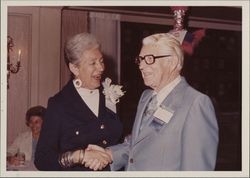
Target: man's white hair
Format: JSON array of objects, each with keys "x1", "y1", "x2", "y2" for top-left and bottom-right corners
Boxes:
[{"x1": 142, "y1": 33, "x2": 184, "y2": 69}]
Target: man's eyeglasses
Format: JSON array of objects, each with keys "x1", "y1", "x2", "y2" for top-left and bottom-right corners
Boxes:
[{"x1": 135, "y1": 54, "x2": 171, "y2": 65}]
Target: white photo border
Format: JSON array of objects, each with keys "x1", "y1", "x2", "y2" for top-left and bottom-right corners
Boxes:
[{"x1": 1, "y1": 0, "x2": 249, "y2": 177}]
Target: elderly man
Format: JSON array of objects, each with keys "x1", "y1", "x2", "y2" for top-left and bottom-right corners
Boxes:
[{"x1": 86, "y1": 32, "x2": 219, "y2": 171}]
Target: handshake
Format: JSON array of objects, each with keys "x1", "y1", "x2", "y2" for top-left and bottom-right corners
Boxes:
[{"x1": 59, "y1": 144, "x2": 112, "y2": 171}]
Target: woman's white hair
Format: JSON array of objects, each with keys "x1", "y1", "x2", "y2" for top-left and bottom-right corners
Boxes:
[
  {"x1": 64, "y1": 33, "x2": 100, "y2": 66},
  {"x1": 142, "y1": 33, "x2": 184, "y2": 69}
]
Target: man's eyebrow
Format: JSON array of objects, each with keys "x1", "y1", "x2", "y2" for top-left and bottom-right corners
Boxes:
[{"x1": 89, "y1": 56, "x2": 103, "y2": 60}]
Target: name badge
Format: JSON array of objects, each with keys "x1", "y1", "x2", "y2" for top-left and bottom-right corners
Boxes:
[{"x1": 153, "y1": 107, "x2": 173, "y2": 124}]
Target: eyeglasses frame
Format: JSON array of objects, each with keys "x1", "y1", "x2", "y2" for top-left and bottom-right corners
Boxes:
[{"x1": 135, "y1": 54, "x2": 171, "y2": 65}]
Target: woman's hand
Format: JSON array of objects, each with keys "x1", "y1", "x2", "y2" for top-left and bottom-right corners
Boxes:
[{"x1": 58, "y1": 147, "x2": 112, "y2": 170}]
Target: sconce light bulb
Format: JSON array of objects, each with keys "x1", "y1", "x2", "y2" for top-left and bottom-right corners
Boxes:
[{"x1": 18, "y1": 49, "x2": 21, "y2": 62}]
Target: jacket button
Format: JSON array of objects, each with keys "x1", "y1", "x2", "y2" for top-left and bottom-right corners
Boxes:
[
  {"x1": 100, "y1": 124, "x2": 105, "y2": 129},
  {"x1": 129, "y1": 158, "x2": 133, "y2": 163},
  {"x1": 102, "y1": 140, "x2": 107, "y2": 145}
]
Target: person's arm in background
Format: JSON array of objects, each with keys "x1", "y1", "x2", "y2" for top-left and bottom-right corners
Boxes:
[
  {"x1": 180, "y1": 94, "x2": 219, "y2": 170},
  {"x1": 7, "y1": 135, "x2": 22, "y2": 165},
  {"x1": 7, "y1": 136, "x2": 20, "y2": 157}
]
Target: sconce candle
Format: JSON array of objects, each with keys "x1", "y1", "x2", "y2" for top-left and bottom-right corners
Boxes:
[
  {"x1": 18, "y1": 49, "x2": 21, "y2": 62},
  {"x1": 7, "y1": 35, "x2": 21, "y2": 89}
]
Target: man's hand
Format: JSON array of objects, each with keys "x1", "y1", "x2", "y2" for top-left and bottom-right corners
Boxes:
[
  {"x1": 86, "y1": 144, "x2": 105, "y2": 152},
  {"x1": 83, "y1": 149, "x2": 112, "y2": 171},
  {"x1": 84, "y1": 144, "x2": 113, "y2": 170}
]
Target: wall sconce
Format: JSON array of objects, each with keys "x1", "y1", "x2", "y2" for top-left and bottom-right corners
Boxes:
[{"x1": 7, "y1": 35, "x2": 21, "y2": 89}]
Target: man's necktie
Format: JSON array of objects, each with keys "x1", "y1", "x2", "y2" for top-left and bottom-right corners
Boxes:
[{"x1": 140, "y1": 94, "x2": 157, "y2": 131}]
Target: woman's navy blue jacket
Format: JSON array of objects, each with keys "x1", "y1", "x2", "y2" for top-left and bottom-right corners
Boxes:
[{"x1": 34, "y1": 80, "x2": 123, "y2": 171}]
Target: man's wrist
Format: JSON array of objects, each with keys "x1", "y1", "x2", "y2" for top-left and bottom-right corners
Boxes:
[{"x1": 105, "y1": 148, "x2": 113, "y2": 162}]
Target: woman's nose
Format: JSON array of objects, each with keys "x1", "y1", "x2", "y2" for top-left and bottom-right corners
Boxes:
[{"x1": 97, "y1": 62, "x2": 104, "y2": 71}]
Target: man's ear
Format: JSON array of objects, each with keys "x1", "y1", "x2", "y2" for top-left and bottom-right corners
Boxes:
[
  {"x1": 69, "y1": 63, "x2": 79, "y2": 77},
  {"x1": 177, "y1": 63, "x2": 182, "y2": 70},
  {"x1": 169, "y1": 56, "x2": 179, "y2": 70}
]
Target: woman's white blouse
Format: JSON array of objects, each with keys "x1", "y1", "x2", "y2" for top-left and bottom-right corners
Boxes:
[{"x1": 75, "y1": 85, "x2": 100, "y2": 117}]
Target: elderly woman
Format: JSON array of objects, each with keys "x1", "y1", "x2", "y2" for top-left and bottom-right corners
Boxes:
[
  {"x1": 34, "y1": 33, "x2": 123, "y2": 171},
  {"x1": 7, "y1": 105, "x2": 46, "y2": 166}
]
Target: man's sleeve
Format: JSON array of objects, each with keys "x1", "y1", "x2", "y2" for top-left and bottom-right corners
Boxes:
[
  {"x1": 180, "y1": 95, "x2": 219, "y2": 170},
  {"x1": 109, "y1": 134, "x2": 131, "y2": 171}
]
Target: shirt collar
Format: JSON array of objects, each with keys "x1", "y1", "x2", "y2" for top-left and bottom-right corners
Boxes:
[
  {"x1": 154, "y1": 75, "x2": 181, "y2": 105},
  {"x1": 73, "y1": 81, "x2": 99, "y2": 96},
  {"x1": 77, "y1": 88, "x2": 99, "y2": 96}
]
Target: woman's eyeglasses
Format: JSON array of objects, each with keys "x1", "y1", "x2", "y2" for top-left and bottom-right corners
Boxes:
[{"x1": 135, "y1": 54, "x2": 171, "y2": 65}]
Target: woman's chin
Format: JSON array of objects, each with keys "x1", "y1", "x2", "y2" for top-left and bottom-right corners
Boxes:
[{"x1": 89, "y1": 84, "x2": 100, "y2": 90}]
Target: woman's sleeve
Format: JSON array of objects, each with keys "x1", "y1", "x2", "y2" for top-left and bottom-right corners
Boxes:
[
  {"x1": 7, "y1": 134, "x2": 22, "y2": 156},
  {"x1": 34, "y1": 98, "x2": 62, "y2": 171}
]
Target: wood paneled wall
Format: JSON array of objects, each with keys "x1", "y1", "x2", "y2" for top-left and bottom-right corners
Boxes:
[
  {"x1": 7, "y1": 7, "x2": 62, "y2": 145},
  {"x1": 60, "y1": 9, "x2": 88, "y2": 88},
  {"x1": 7, "y1": 8, "x2": 31, "y2": 147}
]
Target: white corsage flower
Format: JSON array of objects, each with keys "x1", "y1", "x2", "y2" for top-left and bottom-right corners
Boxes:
[{"x1": 102, "y1": 77, "x2": 125, "y2": 113}]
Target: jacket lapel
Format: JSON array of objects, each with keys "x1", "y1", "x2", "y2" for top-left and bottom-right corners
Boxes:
[
  {"x1": 62, "y1": 80, "x2": 98, "y2": 122},
  {"x1": 131, "y1": 90, "x2": 153, "y2": 145},
  {"x1": 133, "y1": 77, "x2": 189, "y2": 146},
  {"x1": 160, "y1": 78, "x2": 188, "y2": 113},
  {"x1": 98, "y1": 90, "x2": 106, "y2": 121}
]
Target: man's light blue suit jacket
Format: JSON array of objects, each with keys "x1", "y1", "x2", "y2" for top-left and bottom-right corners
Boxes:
[{"x1": 110, "y1": 77, "x2": 219, "y2": 171}]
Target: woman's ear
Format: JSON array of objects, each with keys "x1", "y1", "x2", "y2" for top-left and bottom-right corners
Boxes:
[{"x1": 69, "y1": 63, "x2": 79, "y2": 77}]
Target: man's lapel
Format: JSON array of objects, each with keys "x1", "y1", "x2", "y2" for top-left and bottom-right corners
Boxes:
[
  {"x1": 131, "y1": 90, "x2": 153, "y2": 145},
  {"x1": 132, "y1": 77, "x2": 188, "y2": 146}
]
